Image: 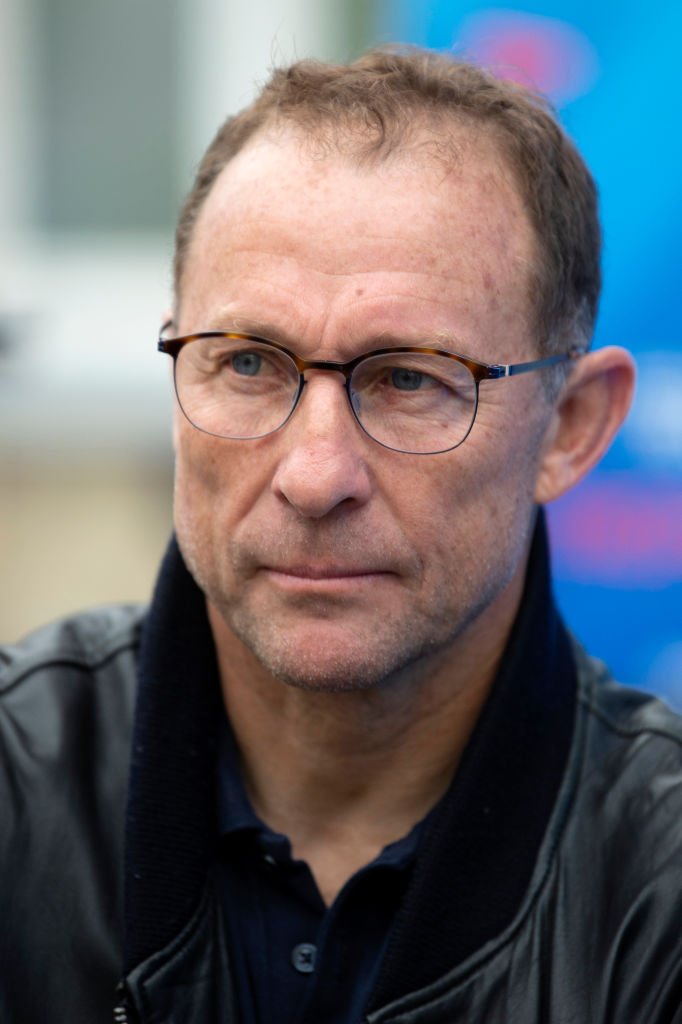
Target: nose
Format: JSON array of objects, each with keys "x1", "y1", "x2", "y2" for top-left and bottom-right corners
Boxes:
[{"x1": 271, "y1": 374, "x2": 373, "y2": 519}]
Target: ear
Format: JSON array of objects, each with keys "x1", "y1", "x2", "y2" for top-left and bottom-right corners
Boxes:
[{"x1": 534, "y1": 346, "x2": 636, "y2": 505}]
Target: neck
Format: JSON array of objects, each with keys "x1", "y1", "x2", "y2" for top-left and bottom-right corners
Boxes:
[{"x1": 209, "y1": 558, "x2": 527, "y2": 903}]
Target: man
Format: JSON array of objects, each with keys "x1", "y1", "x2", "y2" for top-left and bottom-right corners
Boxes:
[{"x1": 1, "y1": 46, "x2": 681, "y2": 1024}]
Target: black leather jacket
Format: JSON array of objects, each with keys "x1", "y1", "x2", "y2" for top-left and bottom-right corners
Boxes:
[{"x1": 2, "y1": 537, "x2": 682, "y2": 1023}]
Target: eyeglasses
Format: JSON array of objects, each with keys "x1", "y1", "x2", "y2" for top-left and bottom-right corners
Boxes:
[{"x1": 158, "y1": 324, "x2": 584, "y2": 455}]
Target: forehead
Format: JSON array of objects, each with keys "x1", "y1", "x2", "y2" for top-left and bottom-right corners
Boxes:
[{"x1": 179, "y1": 127, "x2": 537, "y2": 359}]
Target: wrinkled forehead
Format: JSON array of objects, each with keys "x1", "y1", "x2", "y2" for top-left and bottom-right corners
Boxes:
[
  {"x1": 190, "y1": 118, "x2": 533, "y2": 251},
  {"x1": 179, "y1": 122, "x2": 538, "y2": 351}
]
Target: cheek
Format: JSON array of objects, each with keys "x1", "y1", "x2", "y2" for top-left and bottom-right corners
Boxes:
[
  {"x1": 172, "y1": 430, "x2": 247, "y2": 594},
  {"x1": 173, "y1": 423, "x2": 275, "y2": 538},
  {"x1": 416, "y1": 434, "x2": 540, "y2": 576},
  {"x1": 174, "y1": 429, "x2": 220, "y2": 508},
  {"x1": 172, "y1": 422, "x2": 240, "y2": 557}
]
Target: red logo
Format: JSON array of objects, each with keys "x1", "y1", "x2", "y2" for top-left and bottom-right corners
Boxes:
[{"x1": 457, "y1": 10, "x2": 599, "y2": 105}]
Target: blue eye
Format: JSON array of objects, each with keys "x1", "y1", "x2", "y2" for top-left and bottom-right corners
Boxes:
[
  {"x1": 391, "y1": 368, "x2": 425, "y2": 391},
  {"x1": 232, "y1": 352, "x2": 262, "y2": 376}
]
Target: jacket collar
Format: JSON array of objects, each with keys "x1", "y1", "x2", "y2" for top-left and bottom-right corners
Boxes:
[{"x1": 124, "y1": 535, "x2": 222, "y2": 972}]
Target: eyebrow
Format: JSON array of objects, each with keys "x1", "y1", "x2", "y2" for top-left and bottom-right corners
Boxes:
[{"x1": 201, "y1": 314, "x2": 291, "y2": 342}]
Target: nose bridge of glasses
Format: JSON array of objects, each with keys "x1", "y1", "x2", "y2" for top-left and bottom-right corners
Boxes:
[{"x1": 295, "y1": 355, "x2": 355, "y2": 384}]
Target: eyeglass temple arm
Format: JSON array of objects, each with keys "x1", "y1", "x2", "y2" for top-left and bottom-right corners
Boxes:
[{"x1": 486, "y1": 346, "x2": 586, "y2": 379}]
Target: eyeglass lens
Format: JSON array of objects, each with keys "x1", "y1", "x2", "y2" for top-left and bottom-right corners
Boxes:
[{"x1": 174, "y1": 336, "x2": 478, "y2": 454}]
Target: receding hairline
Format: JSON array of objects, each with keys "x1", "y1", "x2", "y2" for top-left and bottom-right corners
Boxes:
[{"x1": 176, "y1": 109, "x2": 537, "y2": 310}]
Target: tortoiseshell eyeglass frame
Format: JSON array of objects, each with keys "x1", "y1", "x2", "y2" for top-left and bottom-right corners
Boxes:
[{"x1": 158, "y1": 321, "x2": 585, "y2": 454}]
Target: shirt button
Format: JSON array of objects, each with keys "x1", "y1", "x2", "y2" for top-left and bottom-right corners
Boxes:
[{"x1": 291, "y1": 942, "x2": 317, "y2": 974}]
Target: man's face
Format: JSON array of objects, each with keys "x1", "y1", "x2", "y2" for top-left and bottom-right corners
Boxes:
[{"x1": 173, "y1": 128, "x2": 555, "y2": 692}]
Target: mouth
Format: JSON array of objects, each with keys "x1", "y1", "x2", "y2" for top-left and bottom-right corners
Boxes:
[
  {"x1": 269, "y1": 564, "x2": 389, "y2": 580},
  {"x1": 262, "y1": 564, "x2": 394, "y2": 593}
]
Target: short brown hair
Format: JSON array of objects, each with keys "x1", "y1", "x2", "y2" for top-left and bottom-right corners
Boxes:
[{"x1": 174, "y1": 46, "x2": 600, "y2": 356}]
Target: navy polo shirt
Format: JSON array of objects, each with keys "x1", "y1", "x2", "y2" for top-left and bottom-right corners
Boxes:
[{"x1": 216, "y1": 723, "x2": 428, "y2": 1024}]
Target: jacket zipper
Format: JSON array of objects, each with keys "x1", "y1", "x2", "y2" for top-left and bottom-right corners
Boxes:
[{"x1": 114, "y1": 980, "x2": 137, "y2": 1024}]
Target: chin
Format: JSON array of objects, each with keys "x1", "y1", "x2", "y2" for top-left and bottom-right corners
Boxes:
[
  {"x1": 240, "y1": 630, "x2": 390, "y2": 693},
  {"x1": 230, "y1": 613, "x2": 457, "y2": 695}
]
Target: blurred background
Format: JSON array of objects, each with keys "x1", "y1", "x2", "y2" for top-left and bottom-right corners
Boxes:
[{"x1": 1, "y1": 0, "x2": 680, "y2": 707}]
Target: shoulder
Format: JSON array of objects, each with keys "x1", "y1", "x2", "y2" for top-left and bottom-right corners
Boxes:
[
  {"x1": 525, "y1": 647, "x2": 682, "y2": 1019},
  {"x1": 560, "y1": 642, "x2": 682, "y2": 887},
  {"x1": 0, "y1": 604, "x2": 144, "y2": 774},
  {"x1": 0, "y1": 606, "x2": 144, "y2": 1018},
  {"x1": 576, "y1": 643, "x2": 682, "y2": 777},
  {"x1": 0, "y1": 603, "x2": 145, "y2": 689}
]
